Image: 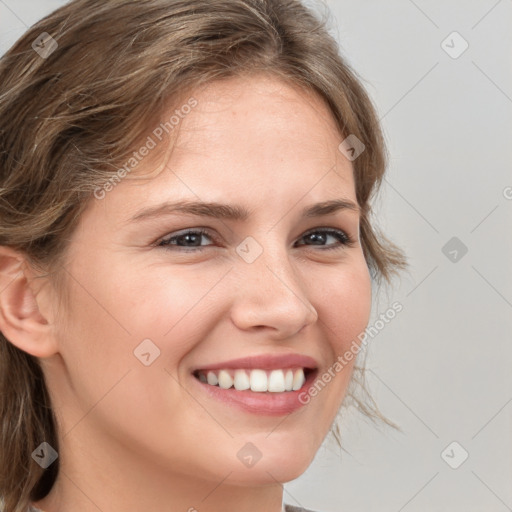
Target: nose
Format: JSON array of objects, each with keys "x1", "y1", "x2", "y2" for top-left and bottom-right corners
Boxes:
[{"x1": 229, "y1": 244, "x2": 318, "y2": 339}]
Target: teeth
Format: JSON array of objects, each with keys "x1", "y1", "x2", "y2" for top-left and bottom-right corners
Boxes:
[
  {"x1": 250, "y1": 369, "x2": 268, "y2": 392},
  {"x1": 268, "y1": 369, "x2": 285, "y2": 392},
  {"x1": 292, "y1": 368, "x2": 305, "y2": 391},
  {"x1": 234, "y1": 369, "x2": 250, "y2": 391},
  {"x1": 198, "y1": 368, "x2": 307, "y2": 393},
  {"x1": 218, "y1": 370, "x2": 233, "y2": 389},
  {"x1": 284, "y1": 369, "x2": 294, "y2": 391},
  {"x1": 207, "y1": 371, "x2": 218, "y2": 386}
]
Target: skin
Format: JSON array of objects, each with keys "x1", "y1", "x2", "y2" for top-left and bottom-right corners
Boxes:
[{"x1": 0, "y1": 73, "x2": 371, "y2": 512}]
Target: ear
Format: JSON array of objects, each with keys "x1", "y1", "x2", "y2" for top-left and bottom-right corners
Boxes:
[{"x1": 0, "y1": 246, "x2": 57, "y2": 358}]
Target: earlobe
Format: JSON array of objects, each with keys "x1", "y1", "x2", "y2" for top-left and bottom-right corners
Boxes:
[{"x1": 0, "y1": 246, "x2": 57, "y2": 358}]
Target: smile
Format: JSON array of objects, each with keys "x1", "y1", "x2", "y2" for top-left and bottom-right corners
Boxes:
[
  {"x1": 193, "y1": 367, "x2": 310, "y2": 392},
  {"x1": 189, "y1": 353, "x2": 319, "y2": 415}
]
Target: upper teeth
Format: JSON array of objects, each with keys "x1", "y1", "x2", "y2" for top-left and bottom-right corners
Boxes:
[{"x1": 197, "y1": 368, "x2": 306, "y2": 392}]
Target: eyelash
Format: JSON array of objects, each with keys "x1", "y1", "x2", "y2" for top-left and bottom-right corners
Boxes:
[{"x1": 156, "y1": 227, "x2": 356, "y2": 252}]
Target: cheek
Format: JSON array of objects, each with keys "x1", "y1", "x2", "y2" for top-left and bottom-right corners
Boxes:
[
  {"x1": 54, "y1": 260, "x2": 227, "y2": 455},
  {"x1": 305, "y1": 260, "x2": 372, "y2": 413},
  {"x1": 315, "y1": 261, "x2": 372, "y2": 354},
  {"x1": 59, "y1": 259, "x2": 228, "y2": 373}
]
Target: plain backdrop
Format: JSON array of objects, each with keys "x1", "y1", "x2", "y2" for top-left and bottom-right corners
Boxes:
[{"x1": 1, "y1": 1, "x2": 511, "y2": 511}]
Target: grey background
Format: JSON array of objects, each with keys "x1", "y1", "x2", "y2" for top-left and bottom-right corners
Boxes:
[{"x1": 1, "y1": 1, "x2": 511, "y2": 511}]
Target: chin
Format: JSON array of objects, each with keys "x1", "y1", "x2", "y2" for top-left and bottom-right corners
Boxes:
[
  {"x1": 227, "y1": 442, "x2": 318, "y2": 485},
  {"x1": 228, "y1": 462, "x2": 313, "y2": 487}
]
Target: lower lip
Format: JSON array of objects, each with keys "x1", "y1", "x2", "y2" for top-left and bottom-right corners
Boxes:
[{"x1": 190, "y1": 370, "x2": 318, "y2": 416}]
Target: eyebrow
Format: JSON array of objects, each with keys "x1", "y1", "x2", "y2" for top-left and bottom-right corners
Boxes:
[{"x1": 129, "y1": 198, "x2": 360, "y2": 223}]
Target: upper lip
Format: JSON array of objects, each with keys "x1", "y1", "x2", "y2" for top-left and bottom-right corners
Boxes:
[{"x1": 193, "y1": 353, "x2": 319, "y2": 372}]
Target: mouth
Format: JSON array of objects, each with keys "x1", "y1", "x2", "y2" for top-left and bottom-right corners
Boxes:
[
  {"x1": 189, "y1": 353, "x2": 319, "y2": 416},
  {"x1": 192, "y1": 367, "x2": 315, "y2": 393}
]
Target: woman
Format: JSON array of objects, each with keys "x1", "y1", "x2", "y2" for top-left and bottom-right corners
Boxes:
[{"x1": 0, "y1": 1, "x2": 406, "y2": 511}]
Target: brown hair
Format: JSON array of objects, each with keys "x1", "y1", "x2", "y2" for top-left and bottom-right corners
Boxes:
[{"x1": 0, "y1": 0, "x2": 407, "y2": 509}]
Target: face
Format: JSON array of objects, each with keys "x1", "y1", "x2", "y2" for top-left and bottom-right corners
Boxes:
[{"x1": 47, "y1": 73, "x2": 371, "y2": 487}]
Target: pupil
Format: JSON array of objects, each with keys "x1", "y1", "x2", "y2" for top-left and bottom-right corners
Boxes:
[
  {"x1": 309, "y1": 233, "x2": 325, "y2": 245},
  {"x1": 183, "y1": 234, "x2": 200, "y2": 246}
]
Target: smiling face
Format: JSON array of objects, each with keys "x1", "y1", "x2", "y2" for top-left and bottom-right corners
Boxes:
[{"x1": 45, "y1": 73, "x2": 372, "y2": 493}]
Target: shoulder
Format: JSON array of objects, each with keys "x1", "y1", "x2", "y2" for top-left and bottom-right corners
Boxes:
[{"x1": 284, "y1": 504, "x2": 320, "y2": 512}]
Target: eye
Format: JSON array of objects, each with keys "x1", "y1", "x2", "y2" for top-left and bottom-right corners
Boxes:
[
  {"x1": 157, "y1": 228, "x2": 215, "y2": 251},
  {"x1": 295, "y1": 228, "x2": 356, "y2": 250},
  {"x1": 156, "y1": 227, "x2": 356, "y2": 252}
]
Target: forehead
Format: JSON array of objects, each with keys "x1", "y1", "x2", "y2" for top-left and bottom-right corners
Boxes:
[
  {"x1": 87, "y1": 74, "x2": 357, "y2": 226},
  {"x1": 170, "y1": 74, "x2": 344, "y2": 163}
]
